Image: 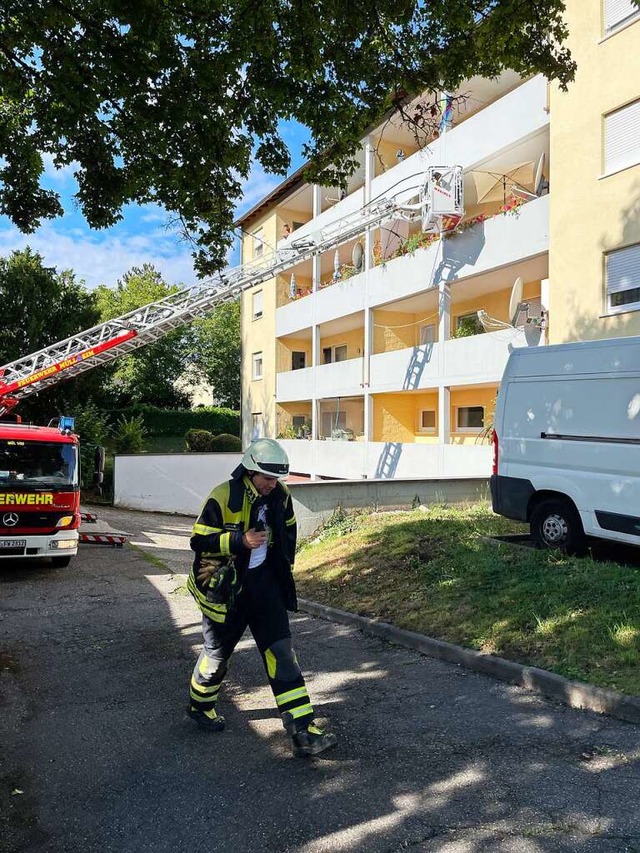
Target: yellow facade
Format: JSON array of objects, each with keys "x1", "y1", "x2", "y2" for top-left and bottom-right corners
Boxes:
[
  {"x1": 240, "y1": 211, "x2": 279, "y2": 444},
  {"x1": 373, "y1": 392, "x2": 439, "y2": 443},
  {"x1": 450, "y1": 387, "x2": 496, "y2": 446},
  {"x1": 549, "y1": 2, "x2": 640, "y2": 343},
  {"x1": 319, "y1": 328, "x2": 364, "y2": 361}
]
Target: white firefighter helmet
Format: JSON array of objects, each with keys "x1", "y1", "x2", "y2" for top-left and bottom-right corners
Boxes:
[{"x1": 241, "y1": 438, "x2": 289, "y2": 479}]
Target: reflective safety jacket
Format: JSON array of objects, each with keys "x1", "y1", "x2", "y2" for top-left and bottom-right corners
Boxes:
[{"x1": 187, "y1": 472, "x2": 298, "y2": 621}]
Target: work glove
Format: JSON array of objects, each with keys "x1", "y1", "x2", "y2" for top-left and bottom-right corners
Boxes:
[{"x1": 200, "y1": 559, "x2": 238, "y2": 609}]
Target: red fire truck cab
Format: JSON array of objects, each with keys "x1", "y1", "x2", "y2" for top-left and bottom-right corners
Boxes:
[{"x1": 0, "y1": 418, "x2": 80, "y2": 567}]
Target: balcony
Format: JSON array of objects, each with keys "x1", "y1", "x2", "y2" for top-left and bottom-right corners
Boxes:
[
  {"x1": 285, "y1": 76, "x2": 548, "y2": 247},
  {"x1": 368, "y1": 328, "x2": 535, "y2": 394},
  {"x1": 277, "y1": 193, "x2": 549, "y2": 337},
  {"x1": 277, "y1": 357, "x2": 364, "y2": 402}
]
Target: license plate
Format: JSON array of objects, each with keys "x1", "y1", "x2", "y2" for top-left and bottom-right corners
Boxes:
[{"x1": 0, "y1": 539, "x2": 26, "y2": 548}]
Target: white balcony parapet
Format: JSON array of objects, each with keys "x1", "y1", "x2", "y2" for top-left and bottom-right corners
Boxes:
[
  {"x1": 368, "y1": 328, "x2": 531, "y2": 394},
  {"x1": 280, "y1": 438, "x2": 492, "y2": 480},
  {"x1": 277, "y1": 194, "x2": 549, "y2": 337},
  {"x1": 287, "y1": 76, "x2": 548, "y2": 247},
  {"x1": 277, "y1": 357, "x2": 364, "y2": 402}
]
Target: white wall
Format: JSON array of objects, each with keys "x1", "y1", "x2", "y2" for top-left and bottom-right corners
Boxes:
[
  {"x1": 280, "y1": 438, "x2": 492, "y2": 480},
  {"x1": 114, "y1": 453, "x2": 242, "y2": 515}
]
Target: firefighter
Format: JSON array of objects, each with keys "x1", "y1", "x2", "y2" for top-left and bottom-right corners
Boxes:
[{"x1": 186, "y1": 438, "x2": 337, "y2": 757}]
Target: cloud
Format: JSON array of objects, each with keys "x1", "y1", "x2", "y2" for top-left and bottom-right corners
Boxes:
[
  {"x1": 41, "y1": 153, "x2": 78, "y2": 184},
  {"x1": 0, "y1": 221, "x2": 198, "y2": 289}
]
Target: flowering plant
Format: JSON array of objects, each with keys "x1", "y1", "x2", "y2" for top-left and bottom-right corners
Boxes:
[{"x1": 496, "y1": 194, "x2": 525, "y2": 217}]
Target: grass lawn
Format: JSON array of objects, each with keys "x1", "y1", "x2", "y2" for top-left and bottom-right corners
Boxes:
[{"x1": 294, "y1": 502, "x2": 640, "y2": 697}]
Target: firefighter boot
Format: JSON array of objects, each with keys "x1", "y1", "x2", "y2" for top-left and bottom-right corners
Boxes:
[
  {"x1": 282, "y1": 713, "x2": 337, "y2": 757},
  {"x1": 291, "y1": 722, "x2": 337, "y2": 757},
  {"x1": 186, "y1": 705, "x2": 226, "y2": 731}
]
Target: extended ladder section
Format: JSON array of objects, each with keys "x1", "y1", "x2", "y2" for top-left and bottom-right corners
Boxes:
[{"x1": 0, "y1": 168, "x2": 462, "y2": 416}]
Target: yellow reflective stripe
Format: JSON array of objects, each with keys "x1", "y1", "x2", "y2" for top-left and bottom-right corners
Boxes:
[
  {"x1": 264, "y1": 648, "x2": 277, "y2": 680},
  {"x1": 285, "y1": 516, "x2": 296, "y2": 527},
  {"x1": 275, "y1": 686, "x2": 309, "y2": 707},
  {"x1": 219, "y1": 532, "x2": 231, "y2": 556},
  {"x1": 197, "y1": 658, "x2": 220, "y2": 679},
  {"x1": 193, "y1": 523, "x2": 222, "y2": 536},
  {"x1": 191, "y1": 676, "x2": 220, "y2": 695},
  {"x1": 288, "y1": 703, "x2": 313, "y2": 719},
  {"x1": 187, "y1": 575, "x2": 228, "y2": 622}
]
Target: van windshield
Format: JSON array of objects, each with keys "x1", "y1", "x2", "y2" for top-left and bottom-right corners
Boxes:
[{"x1": 0, "y1": 440, "x2": 78, "y2": 489}]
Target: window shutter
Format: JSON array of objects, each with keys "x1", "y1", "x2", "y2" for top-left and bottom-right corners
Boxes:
[
  {"x1": 604, "y1": 0, "x2": 640, "y2": 32},
  {"x1": 604, "y1": 99, "x2": 640, "y2": 174},
  {"x1": 606, "y1": 244, "x2": 640, "y2": 295}
]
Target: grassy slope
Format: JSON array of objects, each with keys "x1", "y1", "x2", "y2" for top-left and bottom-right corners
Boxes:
[{"x1": 294, "y1": 503, "x2": 640, "y2": 696}]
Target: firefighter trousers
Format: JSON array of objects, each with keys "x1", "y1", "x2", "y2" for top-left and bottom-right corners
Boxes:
[{"x1": 188, "y1": 559, "x2": 314, "y2": 731}]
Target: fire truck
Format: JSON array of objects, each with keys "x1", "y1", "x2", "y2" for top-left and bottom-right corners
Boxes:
[
  {"x1": 0, "y1": 417, "x2": 80, "y2": 566},
  {"x1": 0, "y1": 166, "x2": 463, "y2": 566}
]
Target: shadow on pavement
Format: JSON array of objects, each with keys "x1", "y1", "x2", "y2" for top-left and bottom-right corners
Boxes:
[{"x1": 1, "y1": 509, "x2": 640, "y2": 853}]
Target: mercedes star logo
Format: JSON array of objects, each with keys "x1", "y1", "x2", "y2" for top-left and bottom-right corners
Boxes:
[{"x1": 3, "y1": 512, "x2": 19, "y2": 527}]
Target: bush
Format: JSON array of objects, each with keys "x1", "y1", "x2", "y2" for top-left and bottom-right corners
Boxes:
[
  {"x1": 113, "y1": 414, "x2": 147, "y2": 454},
  {"x1": 209, "y1": 433, "x2": 242, "y2": 452},
  {"x1": 185, "y1": 430, "x2": 242, "y2": 452},
  {"x1": 185, "y1": 429, "x2": 215, "y2": 452}
]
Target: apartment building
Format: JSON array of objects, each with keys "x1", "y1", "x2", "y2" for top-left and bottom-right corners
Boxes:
[
  {"x1": 238, "y1": 71, "x2": 551, "y2": 480},
  {"x1": 549, "y1": 0, "x2": 640, "y2": 343}
]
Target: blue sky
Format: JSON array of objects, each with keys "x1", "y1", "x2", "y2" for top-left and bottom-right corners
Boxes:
[{"x1": 0, "y1": 120, "x2": 310, "y2": 290}]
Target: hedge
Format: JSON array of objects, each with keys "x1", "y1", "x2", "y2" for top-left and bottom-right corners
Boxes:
[{"x1": 108, "y1": 404, "x2": 240, "y2": 437}]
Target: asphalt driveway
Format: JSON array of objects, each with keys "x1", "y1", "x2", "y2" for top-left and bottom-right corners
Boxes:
[{"x1": 1, "y1": 505, "x2": 640, "y2": 852}]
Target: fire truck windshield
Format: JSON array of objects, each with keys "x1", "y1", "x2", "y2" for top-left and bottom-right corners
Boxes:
[{"x1": 0, "y1": 440, "x2": 78, "y2": 489}]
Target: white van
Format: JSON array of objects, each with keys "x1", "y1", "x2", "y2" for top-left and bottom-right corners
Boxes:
[{"x1": 491, "y1": 335, "x2": 640, "y2": 552}]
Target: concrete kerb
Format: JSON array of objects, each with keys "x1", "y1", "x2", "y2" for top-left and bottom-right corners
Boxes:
[{"x1": 298, "y1": 598, "x2": 640, "y2": 726}]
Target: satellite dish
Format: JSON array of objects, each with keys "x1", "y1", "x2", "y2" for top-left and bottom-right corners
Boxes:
[
  {"x1": 352, "y1": 242, "x2": 364, "y2": 271},
  {"x1": 509, "y1": 277, "x2": 524, "y2": 326}
]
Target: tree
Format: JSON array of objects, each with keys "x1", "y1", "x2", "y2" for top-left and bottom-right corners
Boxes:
[
  {"x1": 94, "y1": 264, "x2": 192, "y2": 408},
  {"x1": 0, "y1": 247, "x2": 105, "y2": 421},
  {"x1": 0, "y1": 1, "x2": 577, "y2": 275},
  {"x1": 189, "y1": 301, "x2": 241, "y2": 410}
]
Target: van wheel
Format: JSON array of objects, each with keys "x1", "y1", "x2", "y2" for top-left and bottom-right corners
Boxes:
[
  {"x1": 530, "y1": 499, "x2": 586, "y2": 555},
  {"x1": 51, "y1": 555, "x2": 72, "y2": 568}
]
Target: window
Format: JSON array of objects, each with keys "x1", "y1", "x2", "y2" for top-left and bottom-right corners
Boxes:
[
  {"x1": 418, "y1": 410, "x2": 436, "y2": 432},
  {"x1": 252, "y1": 290, "x2": 263, "y2": 319},
  {"x1": 456, "y1": 406, "x2": 484, "y2": 432},
  {"x1": 252, "y1": 351, "x2": 263, "y2": 380},
  {"x1": 454, "y1": 313, "x2": 484, "y2": 337},
  {"x1": 251, "y1": 414, "x2": 263, "y2": 440},
  {"x1": 292, "y1": 415, "x2": 310, "y2": 437},
  {"x1": 321, "y1": 411, "x2": 346, "y2": 437},
  {"x1": 292, "y1": 351, "x2": 306, "y2": 370},
  {"x1": 419, "y1": 324, "x2": 436, "y2": 345},
  {"x1": 322, "y1": 345, "x2": 348, "y2": 364},
  {"x1": 606, "y1": 243, "x2": 640, "y2": 313},
  {"x1": 604, "y1": 0, "x2": 640, "y2": 34},
  {"x1": 604, "y1": 99, "x2": 640, "y2": 174},
  {"x1": 334, "y1": 345, "x2": 348, "y2": 362},
  {"x1": 253, "y1": 228, "x2": 264, "y2": 258}
]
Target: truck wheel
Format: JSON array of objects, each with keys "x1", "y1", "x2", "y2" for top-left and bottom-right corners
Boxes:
[
  {"x1": 530, "y1": 499, "x2": 586, "y2": 555},
  {"x1": 51, "y1": 555, "x2": 72, "y2": 568}
]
